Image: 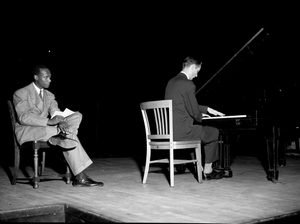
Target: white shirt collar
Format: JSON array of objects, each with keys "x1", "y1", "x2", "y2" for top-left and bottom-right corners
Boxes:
[
  {"x1": 180, "y1": 71, "x2": 190, "y2": 80},
  {"x1": 33, "y1": 82, "x2": 43, "y2": 96}
]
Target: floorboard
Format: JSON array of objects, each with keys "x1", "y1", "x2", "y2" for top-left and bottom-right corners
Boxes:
[{"x1": 1, "y1": 154, "x2": 300, "y2": 223}]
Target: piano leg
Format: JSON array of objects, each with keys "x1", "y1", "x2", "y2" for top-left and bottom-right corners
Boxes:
[
  {"x1": 214, "y1": 133, "x2": 233, "y2": 178},
  {"x1": 278, "y1": 127, "x2": 286, "y2": 167},
  {"x1": 266, "y1": 126, "x2": 279, "y2": 183}
]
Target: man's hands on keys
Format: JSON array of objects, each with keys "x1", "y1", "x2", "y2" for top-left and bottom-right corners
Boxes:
[
  {"x1": 202, "y1": 113, "x2": 211, "y2": 118},
  {"x1": 207, "y1": 107, "x2": 225, "y2": 117}
]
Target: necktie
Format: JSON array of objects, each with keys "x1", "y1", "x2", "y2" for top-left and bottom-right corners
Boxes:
[{"x1": 39, "y1": 89, "x2": 43, "y2": 100}]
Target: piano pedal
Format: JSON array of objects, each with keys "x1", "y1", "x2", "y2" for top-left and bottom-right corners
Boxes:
[
  {"x1": 278, "y1": 158, "x2": 286, "y2": 167},
  {"x1": 224, "y1": 169, "x2": 232, "y2": 178},
  {"x1": 214, "y1": 168, "x2": 233, "y2": 178}
]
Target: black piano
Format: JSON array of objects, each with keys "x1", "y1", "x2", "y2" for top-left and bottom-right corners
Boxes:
[{"x1": 193, "y1": 27, "x2": 299, "y2": 183}]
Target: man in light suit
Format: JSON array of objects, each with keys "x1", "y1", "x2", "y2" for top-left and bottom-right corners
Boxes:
[
  {"x1": 165, "y1": 56, "x2": 225, "y2": 180},
  {"x1": 13, "y1": 65, "x2": 103, "y2": 187}
]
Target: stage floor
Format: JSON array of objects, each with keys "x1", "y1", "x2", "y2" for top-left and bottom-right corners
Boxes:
[{"x1": 1, "y1": 154, "x2": 300, "y2": 223}]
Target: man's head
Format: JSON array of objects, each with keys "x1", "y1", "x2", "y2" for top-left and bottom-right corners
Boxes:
[
  {"x1": 33, "y1": 65, "x2": 52, "y2": 89},
  {"x1": 182, "y1": 56, "x2": 202, "y2": 80}
]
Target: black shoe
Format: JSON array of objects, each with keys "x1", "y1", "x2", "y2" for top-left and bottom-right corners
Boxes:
[
  {"x1": 72, "y1": 177, "x2": 104, "y2": 187},
  {"x1": 49, "y1": 135, "x2": 78, "y2": 149},
  {"x1": 48, "y1": 132, "x2": 78, "y2": 149},
  {"x1": 203, "y1": 169, "x2": 225, "y2": 180}
]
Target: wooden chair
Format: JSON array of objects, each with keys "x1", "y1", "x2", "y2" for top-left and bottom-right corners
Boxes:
[
  {"x1": 7, "y1": 100, "x2": 71, "y2": 189},
  {"x1": 140, "y1": 100, "x2": 203, "y2": 187}
]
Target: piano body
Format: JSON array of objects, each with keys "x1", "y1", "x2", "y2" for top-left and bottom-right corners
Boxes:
[{"x1": 194, "y1": 27, "x2": 295, "y2": 183}]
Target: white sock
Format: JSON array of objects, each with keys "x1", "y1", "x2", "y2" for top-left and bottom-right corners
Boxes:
[{"x1": 204, "y1": 163, "x2": 212, "y2": 174}]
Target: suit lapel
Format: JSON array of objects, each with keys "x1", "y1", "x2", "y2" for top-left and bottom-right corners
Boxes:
[
  {"x1": 29, "y1": 83, "x2": 44, "y2": 112},
  {"x1": 43, "y1": 90, "x2": 49, "y2": 114}
]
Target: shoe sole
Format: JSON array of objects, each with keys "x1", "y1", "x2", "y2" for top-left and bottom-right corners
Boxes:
[
  {"x1": 49, "y1": 137, "x2": 77, "y2": 149},
  {"x1": 203, "y1": 171, "x2": 225, "y2": 180}
]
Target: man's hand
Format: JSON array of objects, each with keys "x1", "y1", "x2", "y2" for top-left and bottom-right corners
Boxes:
[
  {"x1": 58, "y1": 121, "x2": 69, "y2": 134},
  {"x1": 47, "y1": 115, "x2": 65, "y2": 126},
  {"x1": 207, "y1": 107, "x2": 225, "y2": 117},
  {"x1": 202, "y1": 113, "x2": 211, "y2": 118}
]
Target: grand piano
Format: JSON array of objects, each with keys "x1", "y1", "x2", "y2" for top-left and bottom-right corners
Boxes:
[{"x1": 192, "y1": 27, "x2": 299, "y2": 183}]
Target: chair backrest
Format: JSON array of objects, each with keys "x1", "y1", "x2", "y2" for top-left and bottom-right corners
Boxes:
[
  {"x1": 7, "y1": 100, "x2": 20, "y2": 150},
  {"x1": 140, "y1": 100, "x2": 173, "y2": 143},
  {"x1": 7, "y1": 100, "x2": 17, "y2": 134}
]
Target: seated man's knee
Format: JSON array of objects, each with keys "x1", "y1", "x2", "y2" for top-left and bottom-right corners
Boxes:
[
  {"x1": 215, "y1": 128, "x2": 219, "y2": 136},
  {"x1": 75, "y1": 112, "x2": 82, "y2": 120},
  {"x1": 70, "y1": 112, "x2": 82, "y2": 123},
  {"x1": 212, "y1": 127, "x2": 219, "y2": 141},
  {"x1": 74, "y1": 111, "x2": 82, "y2": 118}
]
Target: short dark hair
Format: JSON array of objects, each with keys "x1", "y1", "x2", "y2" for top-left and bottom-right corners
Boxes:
[
  {"x1": 182, "y1": 56, "x2": 202, "y2": 69},
  {"x1": 33, "y1": 65, "x2": 49, "y2": 76}
]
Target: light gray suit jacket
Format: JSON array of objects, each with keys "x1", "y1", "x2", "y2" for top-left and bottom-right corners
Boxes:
[{"x1": 13, "y1": 82, "x2": 61, "y2": 145}]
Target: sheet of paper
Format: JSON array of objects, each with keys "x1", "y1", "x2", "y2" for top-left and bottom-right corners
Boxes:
[{"x1": 51, "y1": 108, "x2": 75, "y2": 119}]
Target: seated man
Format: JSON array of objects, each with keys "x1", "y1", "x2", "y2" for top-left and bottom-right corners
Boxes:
[
  {"x1": 165, "y1": 56, "x2": 225, "y2": 180},
  {"x1": 13, "y1": 65, "x2": 103, "y2": 187}
]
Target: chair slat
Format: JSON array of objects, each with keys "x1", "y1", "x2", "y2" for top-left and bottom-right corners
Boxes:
[
  {"x1": 160, "y1": 108, "x2": 165, "y2": 134},
  {"x1": 164, "y1": 107, "x2": 168, "y2": 135},
  {"x1": 153, "y1": 108, "x2": 159, "y2": 134}
]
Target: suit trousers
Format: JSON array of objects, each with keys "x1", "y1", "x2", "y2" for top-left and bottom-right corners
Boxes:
[
  {"x1": 199, "y1": 126, "x2": 219, "y2": 164},
  {"x1": 40, "y1": 112, "x2": 93, "y2": 176}
]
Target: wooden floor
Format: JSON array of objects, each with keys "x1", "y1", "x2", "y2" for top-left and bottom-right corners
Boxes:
[{"x1": 0, "y1": 153, "x2": 300, "y2": 223}]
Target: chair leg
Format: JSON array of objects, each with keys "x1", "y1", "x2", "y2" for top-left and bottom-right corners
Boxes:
[
  {"x1": 195, "y1": 144, "x2": 203, "y2": 183},
  {"x1": 65, "y1": 164, "x2": 71, "y2": 184},
  {"x1": 169, "y1": 149, "x2": 174, "y2": 187},
  {"x1": 57, "y1": 159, "x2": 72, "y2": 184},
  {"x1": 142, "y1": 147, "x2": 151, "y2": 184},
  {"x1": 38, "y1": 151, "x2": 46, "y2": 176},
  {"x1": 41, "y1": 151, "x2": 46, "y2": 175},
  {"x1": 33, "y1": 147, "x2": 40, "y2": 189},
  {"x1": 13, "y1": 148, "x2": 20, "y2": 185}
]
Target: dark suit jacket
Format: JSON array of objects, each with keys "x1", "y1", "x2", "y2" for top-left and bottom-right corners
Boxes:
[{"x1": 165, "y1": 73, "x2": 208, "y2": 141}]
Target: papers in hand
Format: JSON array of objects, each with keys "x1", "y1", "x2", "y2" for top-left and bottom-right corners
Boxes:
[{"x1": 51, "y1": 108, "x2": 75, "y2": 119}]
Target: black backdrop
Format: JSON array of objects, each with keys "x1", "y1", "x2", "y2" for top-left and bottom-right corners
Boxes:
[{"x1": 2, "y1": 7, "x2": 299, "y2": 161}]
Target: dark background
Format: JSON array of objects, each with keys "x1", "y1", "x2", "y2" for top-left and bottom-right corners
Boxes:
[{"x1": 2, "y1": 4, "x2": 299, "y2": 160}]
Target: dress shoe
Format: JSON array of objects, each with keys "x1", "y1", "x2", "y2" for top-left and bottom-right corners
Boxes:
[
  {"x1": 203, "y1": 169, "x2": 225, "y2": 180},
  {"x1": 58, "y1": 131, "x2": 75, "y2": 139},
  {"x1": 48, "y1": 134, "x2": 78, "y2": 149},
  {"x1": 72, "y1": 176, "x2": 104, "y2": 187}
]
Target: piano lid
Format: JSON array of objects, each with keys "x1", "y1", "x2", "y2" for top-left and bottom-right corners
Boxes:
[{"x1": 195, "y1": 27, "x2": 284, "y2": 117}]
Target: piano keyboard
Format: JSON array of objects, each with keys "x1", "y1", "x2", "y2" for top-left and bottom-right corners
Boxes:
[{"x1": 202, "y1": 115, "x2": 247, "y2": 120}]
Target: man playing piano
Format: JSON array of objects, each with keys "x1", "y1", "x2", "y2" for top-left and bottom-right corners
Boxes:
[{"x1": 165, "y1": 56, "x2": 225, "y2": 180}]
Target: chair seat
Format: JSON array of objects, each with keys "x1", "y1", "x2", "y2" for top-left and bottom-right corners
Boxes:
[
  {"x1": 36, "y1": 141, "x2": 50, "y2": 147},
  {"x1": 150, "y1": 140, "x2": 201, "y2": 149},
  {"x1": 27, "y1": 141, "x2": 50, "y2": 149}
]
